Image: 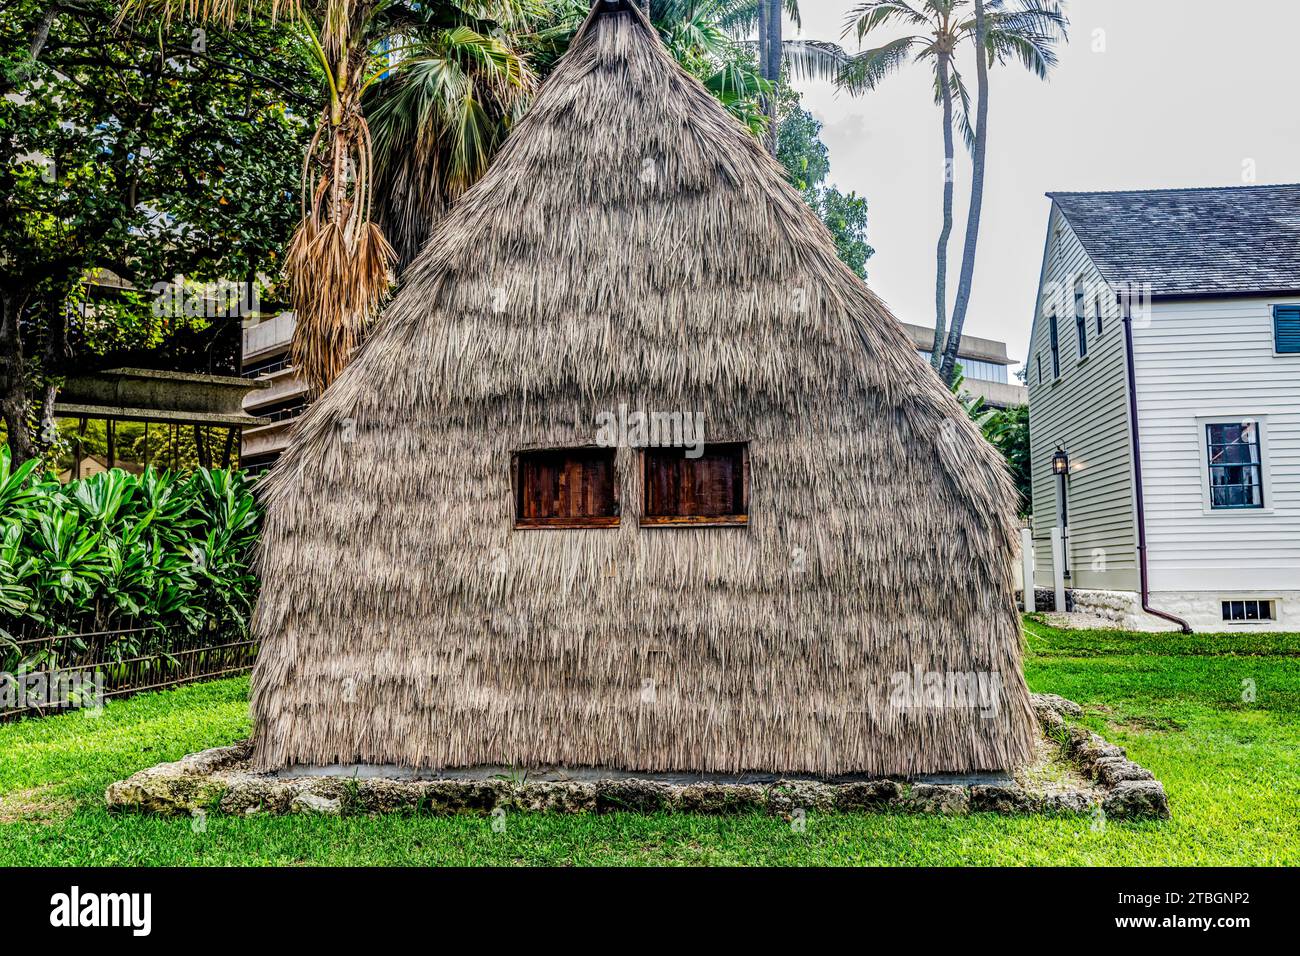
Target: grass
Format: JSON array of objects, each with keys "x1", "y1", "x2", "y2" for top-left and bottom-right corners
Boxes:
[{"x1": 0, "y1": 617, "x2": 1296, "y2": 865}]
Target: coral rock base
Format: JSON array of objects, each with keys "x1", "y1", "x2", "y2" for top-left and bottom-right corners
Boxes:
[{"x1": 106, "y1": 695, "x2": 1169, "y2": 821}]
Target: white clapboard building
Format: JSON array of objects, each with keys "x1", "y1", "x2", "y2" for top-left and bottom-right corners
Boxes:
[{"x1": 1026, "y1": 184, "x2": 1300, "y2": 631}]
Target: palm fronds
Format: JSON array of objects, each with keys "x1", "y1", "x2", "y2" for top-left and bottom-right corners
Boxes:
[
  {"x1": 932, "y1": 57, "x2": 974, "y2": 150},
  {"x1": 839, "y1": 0, "x2": 1069, "y2": 138},
  {"x1": 365, "y1": 23, "x2": 536, "y2": 268},
  {"x1": 249, "y1": 2, "x2": 1037, "y2": 778},
  {"x1": 117, "y1": 0, "x2": 304, "y2": 28},
  {"x1": 770, "y1": 39, "x2": 848, "y2": 82},
  {"x1": 836, "y1": 35, "x2": 919, "y2": 93},
  {"x1": 843, "y1": 0, "x2": 931, "y2": 39}
]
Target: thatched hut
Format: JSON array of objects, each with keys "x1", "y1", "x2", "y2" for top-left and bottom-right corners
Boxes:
[{"x1": 249, "y1": 0, "x2": 1037, "y2": 776}]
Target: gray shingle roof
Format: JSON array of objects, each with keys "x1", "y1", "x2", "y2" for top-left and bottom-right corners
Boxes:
[{"x1": 1049, "y1": 184, "x2": 1300, "y2": 297}]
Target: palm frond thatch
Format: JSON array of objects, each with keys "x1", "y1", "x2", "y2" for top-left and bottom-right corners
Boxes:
[{"x1": 249, "y1": 0, "x2": 1036, "y2": 777}]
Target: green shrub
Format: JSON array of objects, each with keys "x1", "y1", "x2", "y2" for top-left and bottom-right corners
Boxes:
[{"x1": 0, "y1": 446, "x2": 261, "y2": 666}]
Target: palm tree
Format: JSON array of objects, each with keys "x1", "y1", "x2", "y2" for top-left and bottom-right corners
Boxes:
[
  {"x1": 650, "y1": 1, "x2": 846, "y2": 152},
  {"x1": 940, "y1": 0, "x2": 990, "y2": 383},
  {"x1": 941, "y1": 0, "x2": 1065, "y2": 383},
  {"x1": 524, "y1": 1, "x2": 789, "y2": 138},
  {"x1": 839, "y1": 0, "x2": 1066, "y2": 381},
  {"x1": 365, "y1": 7, "x2": 538, "y2": 272},
  {"x1": 120, "y1": 0, "x2": 537, "y2": 393}
]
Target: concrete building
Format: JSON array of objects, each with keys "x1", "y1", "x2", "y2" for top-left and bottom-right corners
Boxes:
[
  {"x1": 240, "y1": 312, "x2": 306, "y2": 470},
  {"x1": 901, "y1": 322, "x2": 1027, "y2": 409}
]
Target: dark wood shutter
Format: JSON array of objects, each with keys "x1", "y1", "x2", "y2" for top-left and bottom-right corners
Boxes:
[
  {"x1": 1275, "y1": 305, "x2": 1300, "y2": 353},
  {"x1": 514, "y1": 448, "x2": 619, "y2": 528},
  {"x1": 642, "y1": 443, "x2": 748, "y2": 526}
]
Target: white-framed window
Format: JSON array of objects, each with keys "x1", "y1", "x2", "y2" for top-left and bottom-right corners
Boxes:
[
  {"x1": 1073, "y1": 278, "x2": 1088, "y2": 359},
  {"x1": 1221, "y1": 599, "x2": 1275, "y2": 623},
  {"x1": 1196, "y1": 415, "x2": 1272, "y2": 513},
  {"x1": 1047, "y1": 311, "x2": 1061, "y2": 378}
]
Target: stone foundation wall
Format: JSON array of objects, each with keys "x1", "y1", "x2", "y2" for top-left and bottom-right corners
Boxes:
[
  {"x1": 105, "y1": 695, "x2": 1169, "y2": 821},
  {"x1": 1017, "y1": 588, "x2": 1073, "y2": 613},
  {"x1": 1067, "y1": 589, "x2": 1147, "y2": 627},
  {"x1": 1150, "y1": 590, "x2": 1300, "y2": 632},
  {"x1": 1062, "y1": 588, "x2": 1300, "y2": 632}
]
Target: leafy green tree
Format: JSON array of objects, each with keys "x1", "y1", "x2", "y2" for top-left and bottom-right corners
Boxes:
[
  {"x1": 775, "y1": 86, "x2": 828, "y2": 191},
  {"x1": 951, "y1": 369, "x2": 1030, "y2": 515},
  {"x1": 775, "y1": 83, "x2": 872, "y2": 278},
  {"x1": 818, "y1": 185, "x2": 872, "y2": 278},
  {"x1": 1003, "y1": 405, "x2": 1030, "y2": 514},
  {"x1": 121, "y1": 0, "x2": 540, "y2": 393},
  {"x1": 981, "y1": 402, "x2": 1030, "y2": 515},
  {"x1": 0, "y1": 0, "x2": 313, "y2": 464}
]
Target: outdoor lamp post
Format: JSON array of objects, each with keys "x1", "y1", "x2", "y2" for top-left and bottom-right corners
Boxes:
[{"x1": 1052, "y1": 445, "x2": 1070, "y2": 579}]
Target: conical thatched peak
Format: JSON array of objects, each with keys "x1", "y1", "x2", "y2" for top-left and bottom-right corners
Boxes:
[{"x1": 249, "y1": 0, "x2": 1037, "y2": 776}]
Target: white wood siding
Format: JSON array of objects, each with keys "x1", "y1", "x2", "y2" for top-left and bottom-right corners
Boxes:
[
  {"x1": 1133, "y1": 296, "x2": 1300, "y2": 591},
  {"x1": 1026, "y1": 207, "x2": 1139, "y2": 590}
]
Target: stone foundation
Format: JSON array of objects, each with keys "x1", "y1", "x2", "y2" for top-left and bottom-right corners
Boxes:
[
  {"x1": 105, "y1": 695, "x2": 1169, "y2": 821},
  {"x1": 1017, "y1": 588, "x2": 1073, "y2": 613},
  {"x1": 1066, "y1": 589, "x2": 1148, "y2": 627},
  {"x1": 1150, "y1": 589, "x2": 1300, "y2": 632},
  {"x1": 1051, "y1": 588, "x2": 1299, "y2": 632}
]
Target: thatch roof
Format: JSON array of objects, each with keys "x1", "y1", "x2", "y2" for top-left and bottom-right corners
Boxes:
[{"x1": 249, "y1": 0, "x2": 1036, "y2": 776}]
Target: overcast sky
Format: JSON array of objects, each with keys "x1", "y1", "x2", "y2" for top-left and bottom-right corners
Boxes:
[{"x1": 789, "y1": 0, "x2": 1300, "y2": 367}]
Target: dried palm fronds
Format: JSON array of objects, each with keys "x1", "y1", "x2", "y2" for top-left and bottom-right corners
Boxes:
[
  {"x1": 250, "y1": 0, "x2": 1038, "y2": 777},
  {"x1": 117, "y1": 0, "x2": 304, "y2": 28},
  {"x1": 287, "y1": 98, "x2": 395, "y2": 394}
]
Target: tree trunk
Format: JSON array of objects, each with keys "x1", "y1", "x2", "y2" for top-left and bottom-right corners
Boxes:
[
  {"x1": 0, "y1": 6, "x2": 57, "y2": 96},
  {"x1": 940, "y1": 0, "x2": 990, "y2": 385},
  {"x1": 763, "y1": 0, "x2": 782, "y2": 154},
  {"x1": 193, "y1": 424, "x2": 211, "y2": 469},
  {"x1": 930, "y1": 51, "x2": 955, "y2": 371},
  {"x1": 0, "y1": 290, "x2": 37, "y2": 465}
]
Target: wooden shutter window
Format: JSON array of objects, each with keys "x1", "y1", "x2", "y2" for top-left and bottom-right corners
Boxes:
[
  {"x1": 1275, "y1": 305, "x2": 1300, "y2": 354},
  {"x1": 641, "y1": 443, "x2": 749, "y2": 527},
  {"x1": 514, "y1": 448, "x2": 619, "y2": 529}
]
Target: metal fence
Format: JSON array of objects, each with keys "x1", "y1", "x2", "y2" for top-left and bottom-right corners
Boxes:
[{"x1": 0, "y1": 625, "x2": 256, "y2": 721}]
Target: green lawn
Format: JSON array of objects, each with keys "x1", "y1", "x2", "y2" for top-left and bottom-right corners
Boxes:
[{"x1": 1, "y1": 617, "x2": 1296, "y2": 865}]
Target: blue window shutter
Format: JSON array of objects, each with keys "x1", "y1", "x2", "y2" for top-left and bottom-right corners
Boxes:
[{"x1": 1275, "y1": 305, "x2": 1300, "y2": 353}]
